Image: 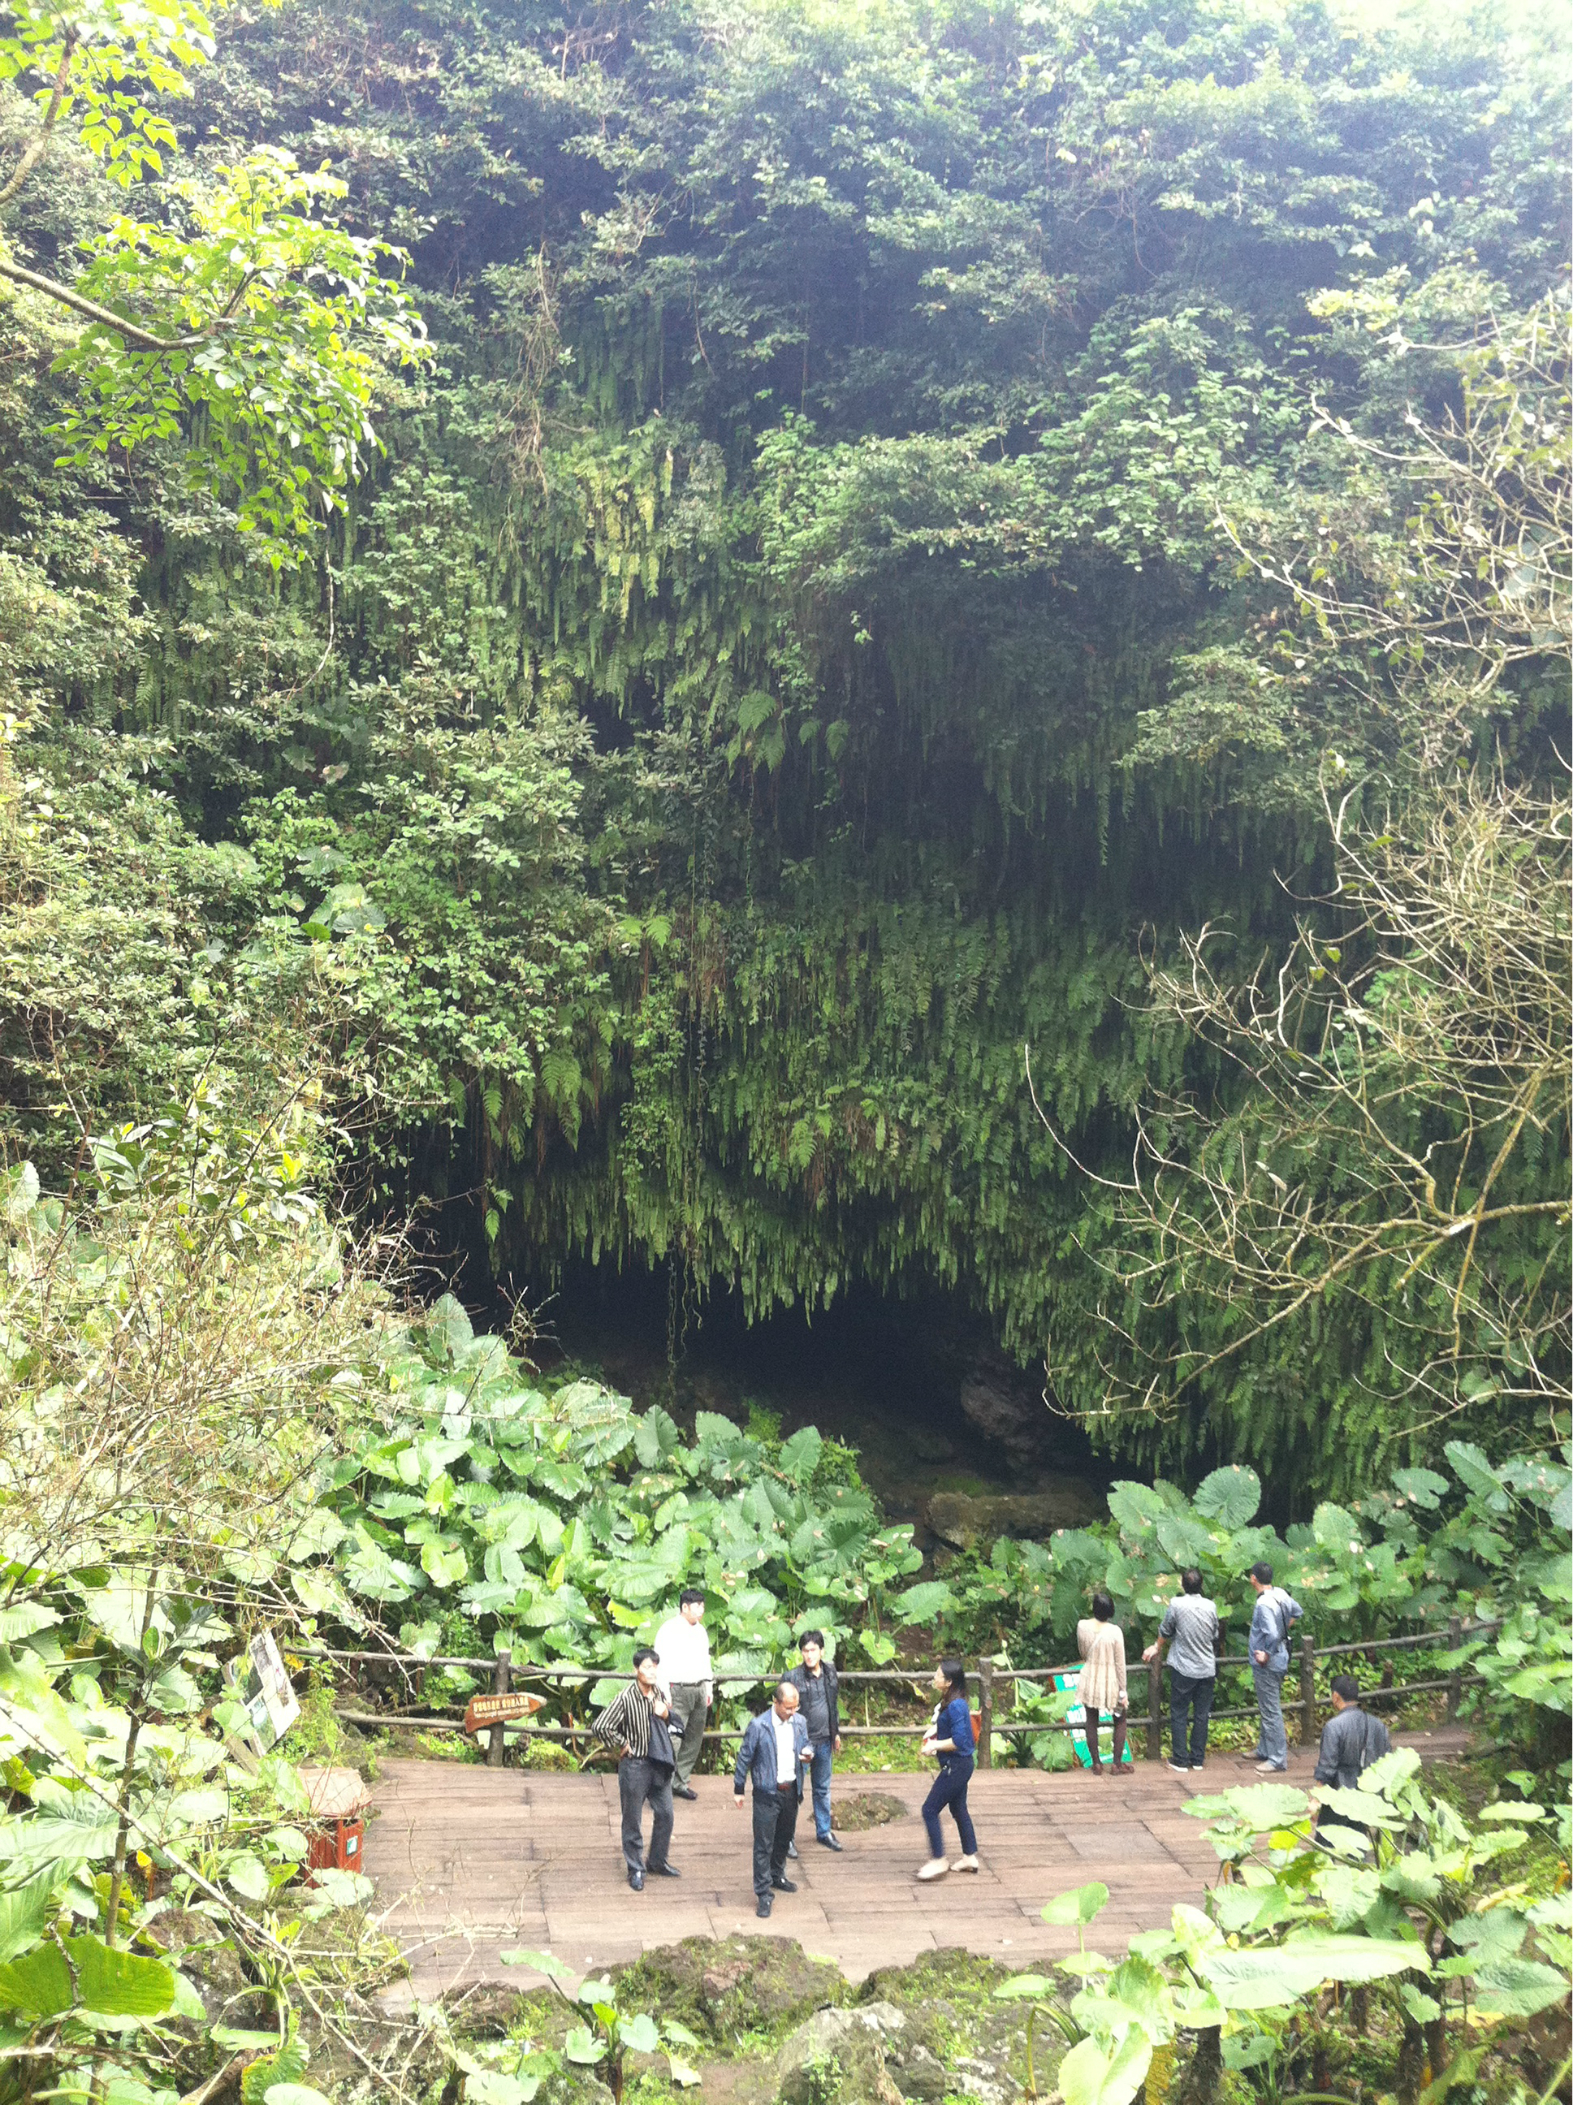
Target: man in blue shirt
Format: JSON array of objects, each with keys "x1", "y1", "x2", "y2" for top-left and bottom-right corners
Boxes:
[
  {"x1": 733, "y1": 1681, "x2": 813, "y2": 1917},
  {"x1": 1248, "y1": 1561, "x2": 1302, "y2": 1773}
]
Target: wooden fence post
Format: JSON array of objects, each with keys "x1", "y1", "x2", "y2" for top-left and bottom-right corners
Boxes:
[
  {"x1": 978, "y1": 1658, "x2": 994, "y2": 1770},
  {"x1": 1146, "y1": 1657, "x2": 1162, "y2": 1762},
  {"x1": 487, "y1": 1651, "x2": 511, "y2": 1768},
  {"x1": 1446, "y1": 1615, "x2": 1463, "y2": 1723},
  {"x1": 1298, "y1": 1635, "x2": 1316, "y2": 1748}
]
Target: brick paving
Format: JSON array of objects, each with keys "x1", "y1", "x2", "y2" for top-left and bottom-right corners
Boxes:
[{"x1": 366, "y1": 1729, "x2": 1469, "y2": 2002}]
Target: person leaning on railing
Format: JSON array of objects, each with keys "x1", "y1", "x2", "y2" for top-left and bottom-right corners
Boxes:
[{"x1": 1142, "y1": 1567, "x2": 1223, "y2": 1774}]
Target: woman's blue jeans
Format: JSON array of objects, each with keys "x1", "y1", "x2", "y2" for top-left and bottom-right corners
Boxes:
[{"x1": 922, "y1": 1757, "x2": 977, "y2": 1858}]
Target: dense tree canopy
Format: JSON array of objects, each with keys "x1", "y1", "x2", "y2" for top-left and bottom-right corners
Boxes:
[{"x1": 1, "y1": 0, "x2": 1567, "y2": 1498}]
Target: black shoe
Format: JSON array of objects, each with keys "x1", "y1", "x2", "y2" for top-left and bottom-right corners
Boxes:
[
  {"x1": 756, "y1": 1896, "x2": 772, "y2": 1918},
  {"x1": 648, "y1": 1862, "x2": 681, "y2": 1878},
  {"x1": 771, "y1": 1875, "x2": 797, "y2": 1893},
  {"x1": 628, "y1": 1868, "x2": 645, "y2": 1891},
  {"x1": 817, "y1": 1834, "x2": 843, "y2": 1851},
  {"x1": 786, "y1": 1841, "x2": 799, "y2": 1858},
  {"x1": 673, "y1": 1785, "x2": 697, "y2": 1801}
]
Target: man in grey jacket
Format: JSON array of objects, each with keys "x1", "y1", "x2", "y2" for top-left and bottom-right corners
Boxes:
[
  {"x1": 1248, "y1": 1561, "x2": 1303, "y2": 1773},
  {"x1": 1312, "y1": 1675, "x2": 1390, "y2": 1841},
  {"x1": 733, "y1": 1681, "x2": 813, "y2": 1916}
]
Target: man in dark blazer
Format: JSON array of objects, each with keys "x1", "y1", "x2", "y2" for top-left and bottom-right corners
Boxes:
[{"x1": 732, "y1": 1680, "x2": 813, "y2": 1916}]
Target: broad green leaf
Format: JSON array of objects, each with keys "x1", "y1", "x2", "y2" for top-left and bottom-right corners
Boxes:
[
  {"x1": 0, "y1": 1872, "x2": 59, "y2": 1962},
  {"x1": 1042, "y1": 1881, "x2": 1110, "y2": 1928},
  {"x1": 1202, "y1": 1934, "x2": 1427, "y2": 2010},
  {"x1": 0, "y1": 1940, "x2": 73, "y2": 2017},
  {"x1": 994, "y1": 1973, "x2": 1056, "y2": 2000},
  {"x1": 68, "y1": 1935, "x2": 177, "y2": 2017},
  {"x1": 778, "y1": 1427, "x2": 823, "y2": 1485},
  {"x1": 891, "y1": 1580, "x2": 956, "y2": 1626},
  {"x1": 1058, "y1": 2028, "x2": 1152, "y2": 2105},
  {"x1": 226, "y1": 1851, "x2": 273, "y2": 1901},
  {"x1": 620, "y1": 2012, "x2": 659, "y2": 2053},
  {"x1": 1193, "y1": 1466, "x2": 1261, "y2": 1529},
  {"x1": 501, "y1": 1949, "x2": 578, "y2": 1986},
  {"x1": 1470, "y1": 1956, "x2": 1570, "y2": 2018}
]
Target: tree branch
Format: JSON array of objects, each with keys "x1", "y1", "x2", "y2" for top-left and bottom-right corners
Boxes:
[
  {"x1": 0, "y1": 255, "x2": 210, "y2": 351},
  {"x1": 0, "y1": 30, "x2": 79, "y2": 211}
]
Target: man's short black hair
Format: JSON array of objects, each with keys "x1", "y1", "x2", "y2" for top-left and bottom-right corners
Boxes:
[
  {"x1": 679, "y1": 1589, "x2": 705, "y2": 1608},
  {"x1": 1250, "y1": 1560, "x2": 1275, "y2": 1585},
  {"x1": 633, "y1": 1646, "x2": 659, "y2": 1669},
  {"x1": 774, "y1": 1680, "x2": 799, "y2": 1703},
  {"x1": 1181, "y1": 1568, "x2": 1204, "y2": 1595},
  {"x1": 1330, "y1": 1673, "x2": 1361, "y2": 1702},
  {"x1": 799, "y1": 1628, "x2": 825, "y2": 1649}
]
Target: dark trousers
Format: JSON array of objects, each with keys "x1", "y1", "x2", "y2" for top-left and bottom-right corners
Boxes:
[
  {"x1": 618, "y1": 1757, "x2": 673, "y2": 1873},
  {"x1": 750, "y1": 1783, "x2": 798, "y2": 1896},
  {"x1": 1169, "y1": 1672, "x2": 1215, "y2": 1767},
  {"x1": 921, "y1": 1758, "x2": 977, "y2": 1858},
  {"x1": 667, "y1": 1683, "x2": 708, "y2": 1788},
  {"x1": 1084, "y1": 1709, "x2": 1128, "y2": 1768}
]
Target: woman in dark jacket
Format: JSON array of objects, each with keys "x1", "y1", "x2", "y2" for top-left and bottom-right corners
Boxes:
[{"x1": 916, "y1": 1656, "x2": 979, "y2": 1880}]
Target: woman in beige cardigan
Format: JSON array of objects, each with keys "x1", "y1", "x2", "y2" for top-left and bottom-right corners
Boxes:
[{"x1": 1076, "y1": 1591, "x2": 1132, "y2": 1774}]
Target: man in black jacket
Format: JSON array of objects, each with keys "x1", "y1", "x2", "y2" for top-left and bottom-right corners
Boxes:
[{"x1": 785, "y1": 1631, "x2": 844, "y2": 1851}]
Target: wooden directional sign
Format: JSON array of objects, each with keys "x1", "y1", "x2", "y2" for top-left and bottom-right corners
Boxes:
[{"x1": 463, "y1": 1690, "x2": 546, "y2": 1735}]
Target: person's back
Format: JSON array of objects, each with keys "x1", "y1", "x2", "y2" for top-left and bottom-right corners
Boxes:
[
  {"x1": 1314, "y1": 1691, "x2": 1390, "y2": 1791},
  {"x1": 1159, "y1": 1590, "x2": 1220, "y2": 1680}
]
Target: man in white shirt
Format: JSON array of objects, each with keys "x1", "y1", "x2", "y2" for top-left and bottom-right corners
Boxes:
[{"x1": 653, "y1": 1590, "x2": 713, "y2": 1799}]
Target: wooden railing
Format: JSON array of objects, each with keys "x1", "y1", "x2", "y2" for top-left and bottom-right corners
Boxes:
[{"x1": 300, "y1": 1617, "x2": 1495, "y2": 1769}]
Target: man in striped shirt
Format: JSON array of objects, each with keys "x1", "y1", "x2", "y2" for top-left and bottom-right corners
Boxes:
[{"x1": 593, "y1": 1648, "x2": 680, "y2": 1890}]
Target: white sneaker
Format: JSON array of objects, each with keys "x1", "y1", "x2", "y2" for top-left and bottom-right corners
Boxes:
[
  {"x1": 916, "y1": 1858, "x2": 950, "y2": 1881},
  {"x1": 952, "y1": 1854, "x2": 980, "y2": 1873},
  {"x1": 1255, "y1": 1761, "x2": 1288, "y2": 1774}
]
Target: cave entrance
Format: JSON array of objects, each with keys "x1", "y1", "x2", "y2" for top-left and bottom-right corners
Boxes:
[{"x1": 525, "y1": 1261, "x2": 1109, "y2": 1540}]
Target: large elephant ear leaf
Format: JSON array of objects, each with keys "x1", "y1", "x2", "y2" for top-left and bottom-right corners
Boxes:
[
  {"x1": 0, "y1": 1941, "x2": 74, "y2": 2018},
  {"x1": 778, "y1": 1427, "x2": 823, "y2": 1485},
  {"x1": 0, "y1": 1872, "x2": 60, "y2": 1963},
  {"x1": 66, "y1": 1935, "x2": 177, "y2": 2018},
  {"x1": 1058, "y1": 2029, "x2": 1152, "y2": 2105},
  {"x1": 635, "y1": 1406, "x2": 681, "y2": 1469},
  {"x1": 1194, "y1": 1466, "x2": 1261, "y2": 1529},
  {"x1": 1042, "y1": 1880, "x2": 1110, "y2": 1927}
]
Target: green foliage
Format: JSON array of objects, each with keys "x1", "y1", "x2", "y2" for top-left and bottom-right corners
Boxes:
[
  {"x1": 315, "y1": 1291, "x2": 921, "y2": 1684},
  {"x1": 0, "y1": 0, "x2": 1567, "y2": 1500},
  {"x1": 0, "y1": 0, "x2": 427, "y2": 559},
  {"x1": 501, "y1": 1952, "x2": 700, "y2": 2101},
  {"x1": 960, "y1": 1438, "x2": 1570, "y2": 1764},
  {"x1": 55, "y1": 150, "x2": 429, "y2": 554},
  {"x1": 995, "y1": 1759, "x2": 1569, "y2": 2105}
]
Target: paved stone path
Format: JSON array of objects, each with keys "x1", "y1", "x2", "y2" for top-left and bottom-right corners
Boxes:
[{"x1": 366, "y1": 1728, "x2": 1467, "y2": 2002}]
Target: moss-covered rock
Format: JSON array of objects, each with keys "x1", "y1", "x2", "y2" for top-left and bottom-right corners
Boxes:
[{"x1": 616, "y1": 1936, "x2": 846, "y2": 2043}]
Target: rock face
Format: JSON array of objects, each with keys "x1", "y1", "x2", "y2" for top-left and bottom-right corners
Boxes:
[
  {"x1": 925, "y1": 1485, "x2": 1101, "y2": 1552},
  {"x1": 777, "y1": 2004, "x2": 915, "y2": 2105},
  {"x1": 958, "y1": 1348, "x2": 1057, "y2": 1466}
]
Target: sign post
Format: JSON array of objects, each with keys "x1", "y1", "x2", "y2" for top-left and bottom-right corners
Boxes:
[{"x1": 463, "y1": 1683, "x2": 545, "y2": 1749}]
